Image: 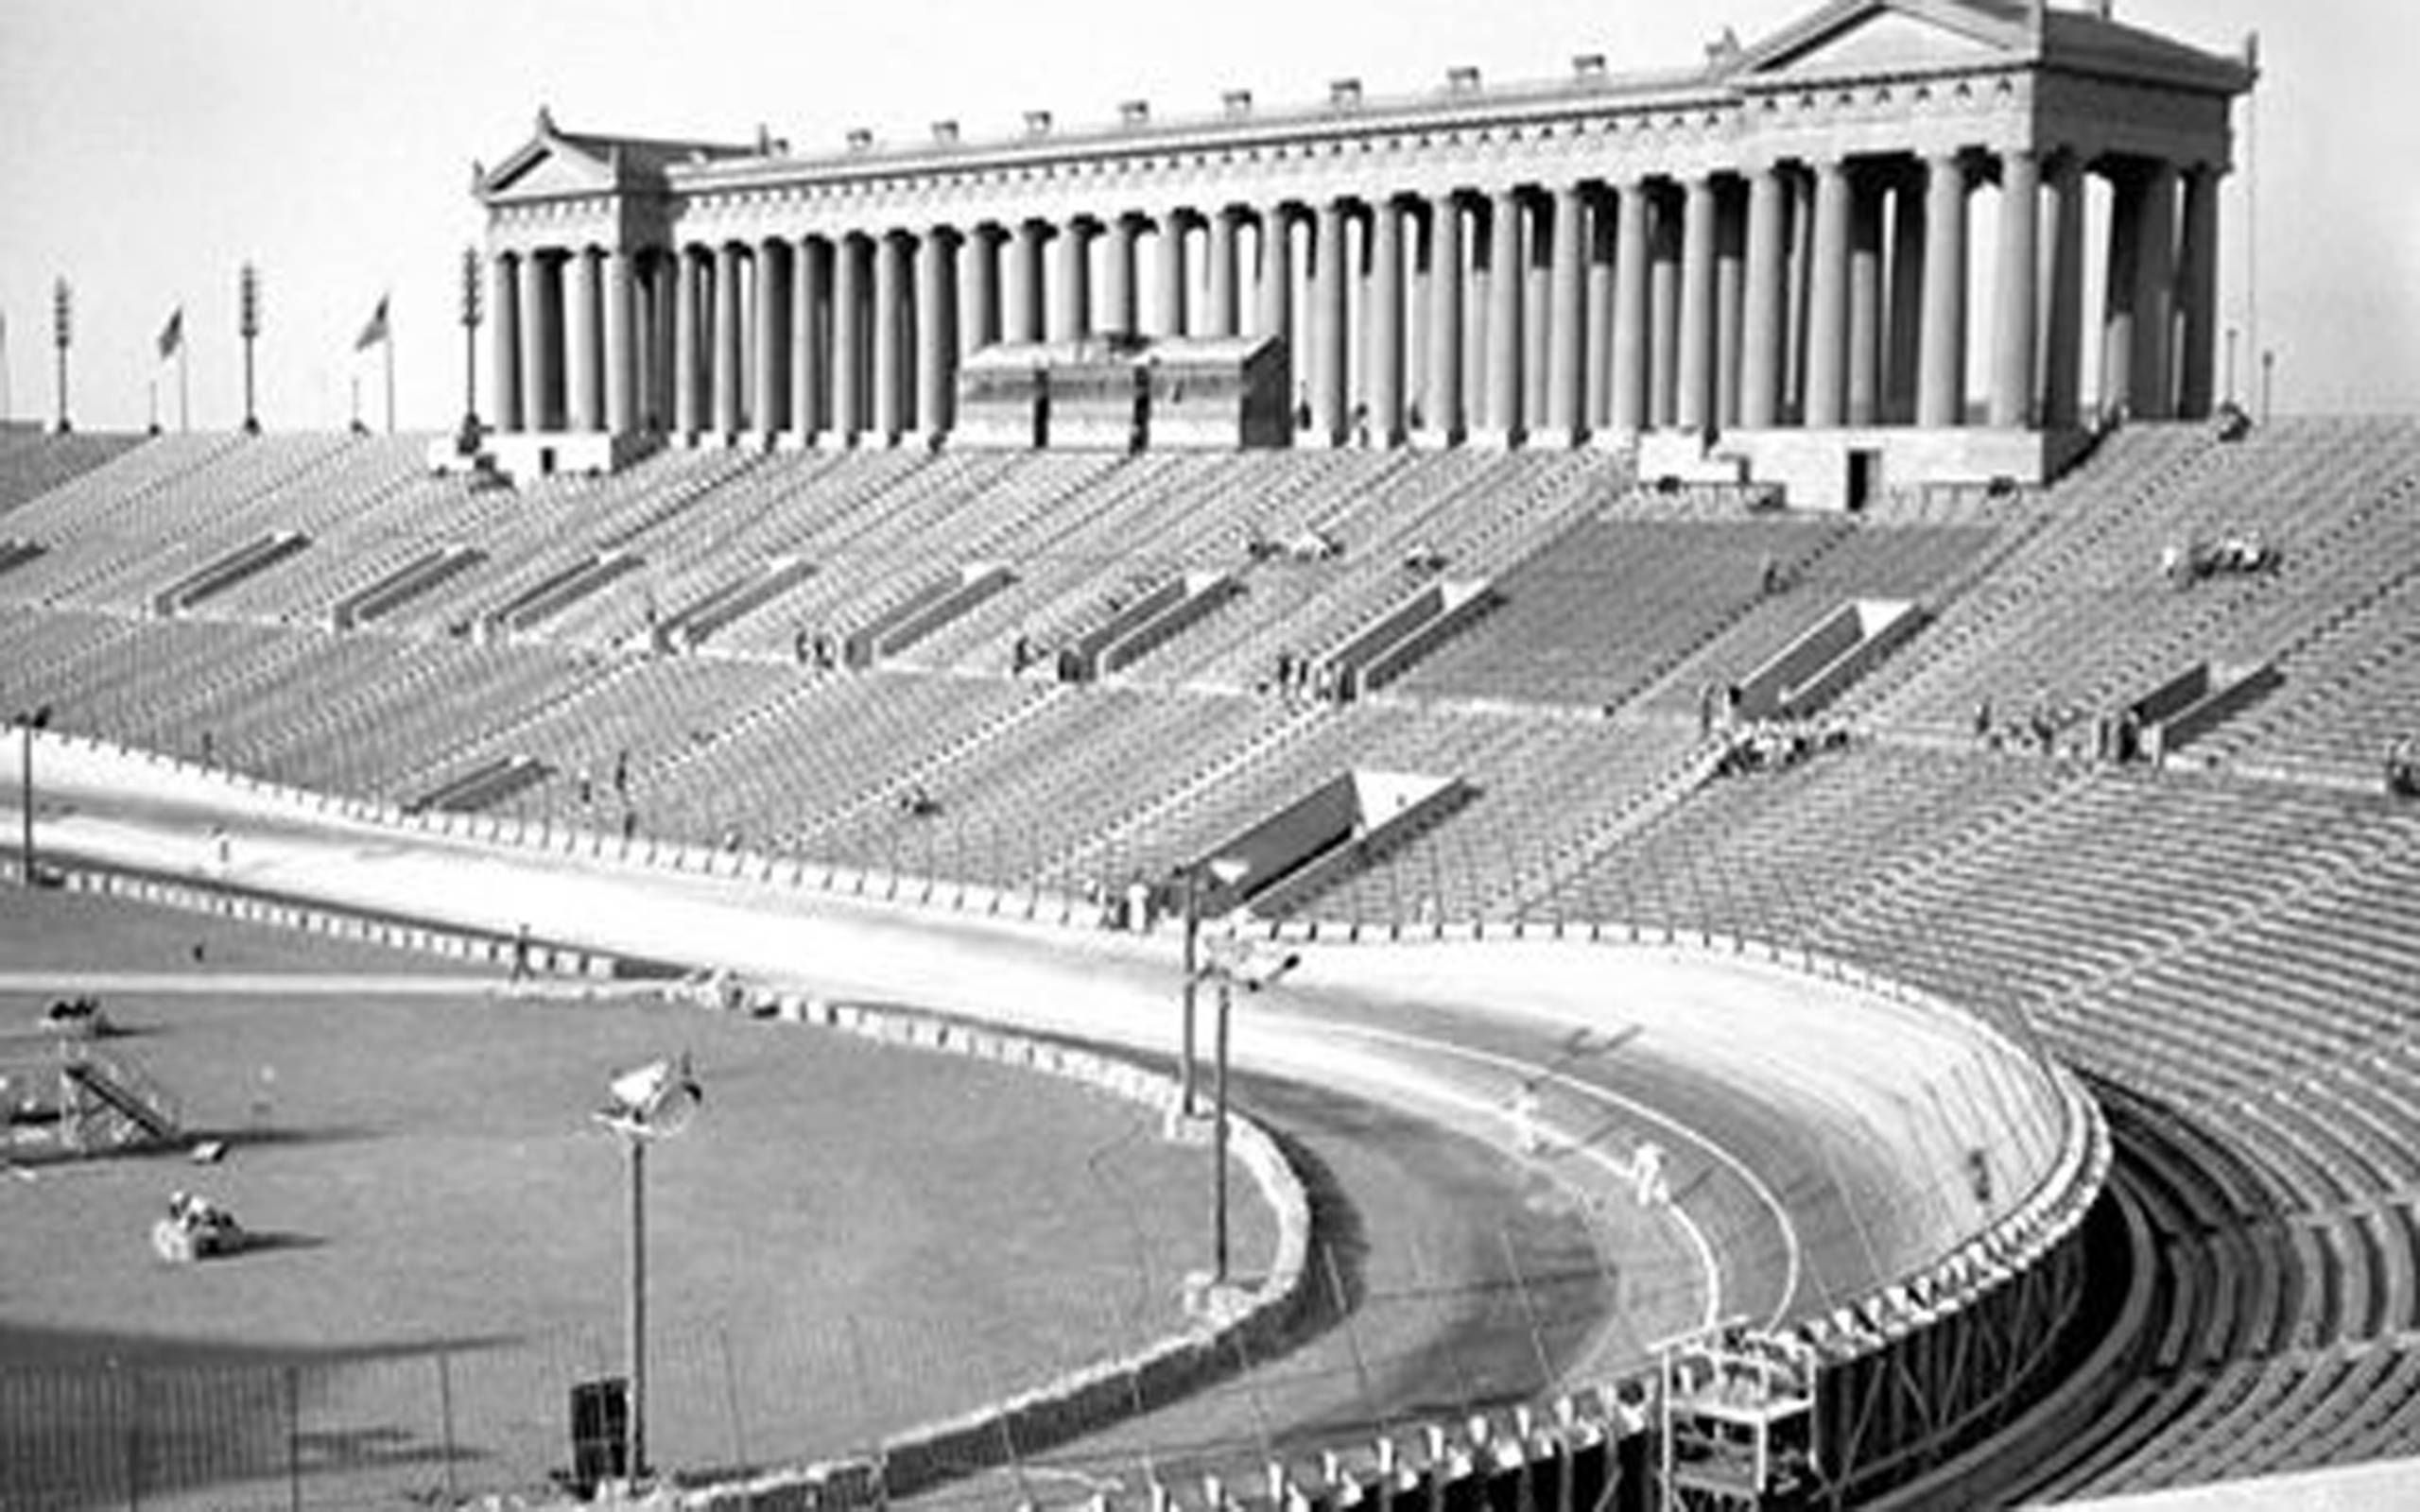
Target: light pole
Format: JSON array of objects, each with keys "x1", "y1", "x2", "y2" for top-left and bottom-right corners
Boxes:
[
  {"x1": 49, "y1": 278, "x2": 71, "y2": 435},
  {"x1": 459, "y1": 245, "x2": 485, "y2": 451},
  {"x1": 594, "y1": 1054, "x2": 702, "y2": 1486},
  {"x1": 1196, "y1": 933, "x2": 1297, "y2": 1285},
  {"x1": 1172, "y1": 856, "x2": 1250, "y2": 1118},
  {"x1": 238, "y1": 264, "x2": 262, "y2": 436},
  {"x1": 13, "y1": 712, "x2": 35, "y2": 888}
]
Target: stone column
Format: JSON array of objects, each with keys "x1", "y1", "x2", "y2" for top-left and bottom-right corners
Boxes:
[
  {"x1": 1847, "y1": 176, "x2": 1885, "y2": 427},
  {"x1": 1310, "y1": 199, "x2": 1351, "y2": 444},
  {"x1": 959, "y1": 225, "x2": 1000, "y2": 358},
  {"x1": 832, "y1": 234, "x2": 865, "y2": 440},
  {"x1": 2177, "y1": 163, "x2": 2221, "y2": 420},
  {"x1": 649, "y1": 251, "x2": 677, "y2": 434},
  {"x1": 1546, "y1": 182, "x2": 1589, "y2": 442},
  {"x1": 493, "y1": 252, "x2": 524, "y2": 432},
  {"x1": 1990, "y1": 148, "x2": 2042, "y2": 429},
  {"x1": 1739, "y1": 168, "x2": 1787, "y2": 430},
  {"x1": 713, "y1": 243, "x2": 744, "y2": 436},
  {"x1": 1007, "y1": 221, "x2": 1046, "y2": 343},
  {"x1": 2043, "y1": 157, "x2": 2086, "y2": 430},
  {"x1": 1887, "y1": 174, "x2": 1925, "y2": 423},
  {"x1": 1103, "y1": 215, "x2": 1139, "y2": 337},
  {"x1": 1609, "y1": 181, "x2": 1652, "y2": 434},
  {"x1": 1364, "y1": 197, "x2": 1405, "y2": 446},
  {"x1": 794, "y1": 236, "x2": 828, "y2": 441},
  {"x1": 873, "y1": 232, "x2": 908, "y2": 442},
  {"x1": 754, "y1": 238, "x2": 788, "y2": 440},
  {"x1": 1715, "y1": 185, "x2": 1747, "y2": 430},
  {"x1": 2131, "y1": 162, "x2": 2180, "y2": 419},
  {"x1": 1918, "y1": 152, "x2": 1968, "y2": 429},
  {"x1": 1255, "y1": 206, "x2": 1292, "y2": 350},
  {"x1": 1053, "y1": 218, "x2": 1093, "y2": 343},
  {"x1": 1523, "y1": 210, "x2": 1551, "y2": 429},
  {"x1": 566, "y1": 249, "x2": 601, "y2": 432},
  {"x1": 1585, "y1": 189, "x2": 1616, "y2": 430},
  {"x1": 1677, "y1": 175, "x2": 1720, "y2": 434},
  {"x1": 674, "y1": 249, "x2": 703, "y2": 436},
  {"x1": 1155, "y1": 212, "x2": 1189, "y2": 338},
  {"x1": 605, "y1": 249, "x2": 637, "y2": 435},
  {"x1": 1805, "y1": 159, "x2": 1852, "y2": 428},
  {"x1": 1483, "y1": 188, "x2": 1526, "y2": 442},
  {"x1": 1206, "y1": 209, "x2": 1241, "y2": 337},
  {"x1": 919, "y1": 228, "x2": 956, "y2": 438},
  {"x1": 1648, "y1": 189, "x2": 1682, "y2": 428},
  {"x1": 519, "y1": 249, "x2": 552, "y2": 432},
  {"x1": 1425, "y1": 194, "x2": 1465, "y2": 442}
]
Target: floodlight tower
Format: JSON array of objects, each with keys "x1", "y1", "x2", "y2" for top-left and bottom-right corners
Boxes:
[
  {"x1": 238, "y1": 264, "x2": 263, "y2": 435},
  {"x1": 594, "y1": 1054, "x2": 703, "y2": 1485},
  {"x1": 459, "y1": 244, "x2": 485, "y2": 451},
  {"x1": 49, "y1": 278, "x2": 72, "y2": 435}
]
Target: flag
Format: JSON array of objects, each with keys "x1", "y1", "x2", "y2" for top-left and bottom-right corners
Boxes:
[
  {"x1": 354, "y1": 294, "x2": 389, "y2": 352},
  {"x1": 156, "y1": 307, "x2": 182, "y2": 361}
]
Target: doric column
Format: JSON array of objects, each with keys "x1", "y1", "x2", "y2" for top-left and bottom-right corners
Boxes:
[
  {"x1": 1677, "y1": 175, "x2": 1720, "y2": 434},
  {"x1": 1206, "y1": 209, "x2": 1241, "y2": 337},
  {"x1": 605, "y1": 249, "x2": 637, "y2": 435},
  {"x1": 2043, "y1": 157, "x2": 2087, "y2": 430},
  {"x1": 2129, "y1": 162, "x2": 2179, "y2": 419},
  {"x1": 1255, "y1": 205, "x2": 1292, "y2": 350},
  {"x1": 754, "y1": 238, "x2": 788, "y2": 439},
  {"x1": 673, "y1": 249, "x2": 703, "y2": 436},
  {"x1": 1739, "y1": 167, "x2": 1787, "y2": 429},
  {"x1": 832, "y1": 234, "x2": 865, "y2": 439},
  {"x1": 1483, "y1": 188, "x2": 1526, "y2": 441},
  {"x1": 873, "y1": 232, "x2": 908, "y2": 441},
  {"x1": 713, "y1": 243, "x2": 745, "y2": 436},
  {"x1": 1847, "y1": 176, "x2": 1885, "y2": 427},
  {"x1": 1609, "y1": 181, "x2": 1652, "y2": 434},
  {"x1": 1006, "y1": 220, "x2": 1046, "y2": 343},
  {"x1": 1917, "y1": 152, "x2": 1968, "y2": 429},
  {"x1": 919, "y1": 228, "x2": 956, "y2": 438},
  {"x1": 566, "y1": 249, "x2": 601, "y2": 431},
  {"x1": 1648, "y1": 188, "x2": 1682, "y2": 428},
  {"x1": 1585, "y1": 189, "x2": 1616, "y2": 429},
  {"x1": 959, "y1": 225, "x2": 1000, "y2": 358},
  {"x1": 1425, "y1": 194, "x2": 1465, "y2": 441},
  {"x1": 2177, "y1": 163, "x2": 2221, "y2": 420},
  {"x1": 1367, "y1": 196, "x2": 1406, "y2": 445},
  {"x1": 1155, "y1": 213, "x2": 1189, "y2": 338},
  {"x1": 794, "y1": 236, "x2": 828, "y2": 441},
  {"x1": 492, "y1": 252, "x2": 524, "y2": 432},
  {"x1": 1887, "y1": 174, "x2": 1925, "y2": 422},
  {"x1": 1805, "y1": 159, "x2": 1852, "y2": 428},
  {"x1": 519, "y1": 249, "x2": 552, "y2": 432},
  {"x1": 1715, "y1": 185, "x2": 1747, "y2": 430},
  {"x1": 1546, "y1": 182, "x2": 1589, "y2": 441},
  {"x1": 1103, "y1": 215, "x2": 1139, "y2": 337},
  {"x1": 1052, "y1": 218, "x2": 1093, "y2": 342},
  {"x1": 648, "y1": 251, "x2": 676, "y2": 433},
  {"x1": 1991, "y1": 148, "x2": 2043, "y2": 428},
  {"x1": 1310, "y1": 199, "x2": 1350, "y2": 444},
  {"x1": 1523, "y1": 207, "x2": 1551, "y2": 428}
]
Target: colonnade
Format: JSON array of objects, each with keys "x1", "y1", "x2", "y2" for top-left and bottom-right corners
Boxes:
[{"x1": 490, "y1": 146, "x2": 2224, "y2": 447}]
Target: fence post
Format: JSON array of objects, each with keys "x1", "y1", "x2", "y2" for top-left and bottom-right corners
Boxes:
[
  {"x1": 437, "y1": 1349, "x2": 459, "y2": 1506},
  {"x1": 125, "y1": 1365, "x2": 141, "y2": 1512},
  {"x1": 717, "y1": 1326, "x2": 751, "y2": 1472},
  {"x1": 285, "y1": 1365, "x2": 302, "y2": 1512}
]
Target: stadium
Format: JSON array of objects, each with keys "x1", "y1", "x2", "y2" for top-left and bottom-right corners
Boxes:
[{"x1": 1, "y1": 0, "x2": 2416, "y2": 1507}]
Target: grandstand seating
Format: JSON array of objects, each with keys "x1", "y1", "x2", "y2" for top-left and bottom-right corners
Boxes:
[{"x1": 1, "y1": 419, "x2": 2418, "y2": 1495}]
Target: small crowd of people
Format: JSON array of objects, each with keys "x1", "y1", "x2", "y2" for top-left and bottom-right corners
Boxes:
[
  {"x1": 1270, "y1": 649, "x2": 1335, "y2": 703},
  {"x1": 1244, "y1": 525, "x2": 1346, "y2": 564},
  {"x1": 154, "y1": 1189, "x2": 243, "y2": 1261},
  {"x1": 2388, "y1": 735, "x2": 2420, "y2": 799},
  {"x1": 793, "y1": 626, "x2": 841, "y2": 669},
  {"x1": 1713, "y1": 718, "x2": 1852, "y2": 779}
]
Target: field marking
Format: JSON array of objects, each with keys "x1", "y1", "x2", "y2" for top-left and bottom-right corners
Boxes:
[{"x1": 1299, "y1": 1018, "x2": 1805, "y2": 1331}]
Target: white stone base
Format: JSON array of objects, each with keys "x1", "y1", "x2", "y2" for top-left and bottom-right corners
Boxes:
[
  {"x1": 1718, "y1": 426, "x2": 2094, "y2": 511},
  {"x1": 426, "y1": 430, "x2": 658, "y2": 485}
]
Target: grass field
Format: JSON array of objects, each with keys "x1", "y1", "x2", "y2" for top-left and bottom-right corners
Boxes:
[{"x1": 0, "y1": 885, "x2": 1265, "y2": 1507}]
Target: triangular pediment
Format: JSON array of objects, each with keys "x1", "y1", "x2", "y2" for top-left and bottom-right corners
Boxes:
[
  {"x1": 1733, "y1": 0, "x2": 2035, "y2": 83},
  {"x1": 482, "y1": 133, "x2": 619, "y2": 200}
]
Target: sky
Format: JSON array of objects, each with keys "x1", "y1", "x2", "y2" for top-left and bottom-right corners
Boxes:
[{"x1": 0, "y1": 0, "x2": 2411, "y2": 434}]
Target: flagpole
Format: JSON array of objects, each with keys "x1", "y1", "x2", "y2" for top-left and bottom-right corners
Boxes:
[
  {"x1": 385, "y1": 322, "x2": 397, "y2": 436},
  {"x1": 179, "y1": 344, "x2": 190, "y2": 433}
]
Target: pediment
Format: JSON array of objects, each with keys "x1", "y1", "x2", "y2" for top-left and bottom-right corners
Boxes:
[
  {"x1": 1734, "y1": 0, "x2": 2033, "y2": 84},
  {"x1": 481, "y1": 132, "x2": 619, "y2": 201}
]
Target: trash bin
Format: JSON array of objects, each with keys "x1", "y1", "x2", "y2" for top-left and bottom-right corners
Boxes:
[{"x1": 569, "y1": 1377, "x2": 629, "y2": 1495}]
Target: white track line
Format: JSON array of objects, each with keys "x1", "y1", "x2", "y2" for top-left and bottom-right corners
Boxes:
[{"x1": 1299, "y1": 1018, "x2": 1805, "y2": 1330}]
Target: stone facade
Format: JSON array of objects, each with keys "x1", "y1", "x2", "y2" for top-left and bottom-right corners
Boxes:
[{"x1": 468, "y1": 0, "x2": 2253, "y2": 496}]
